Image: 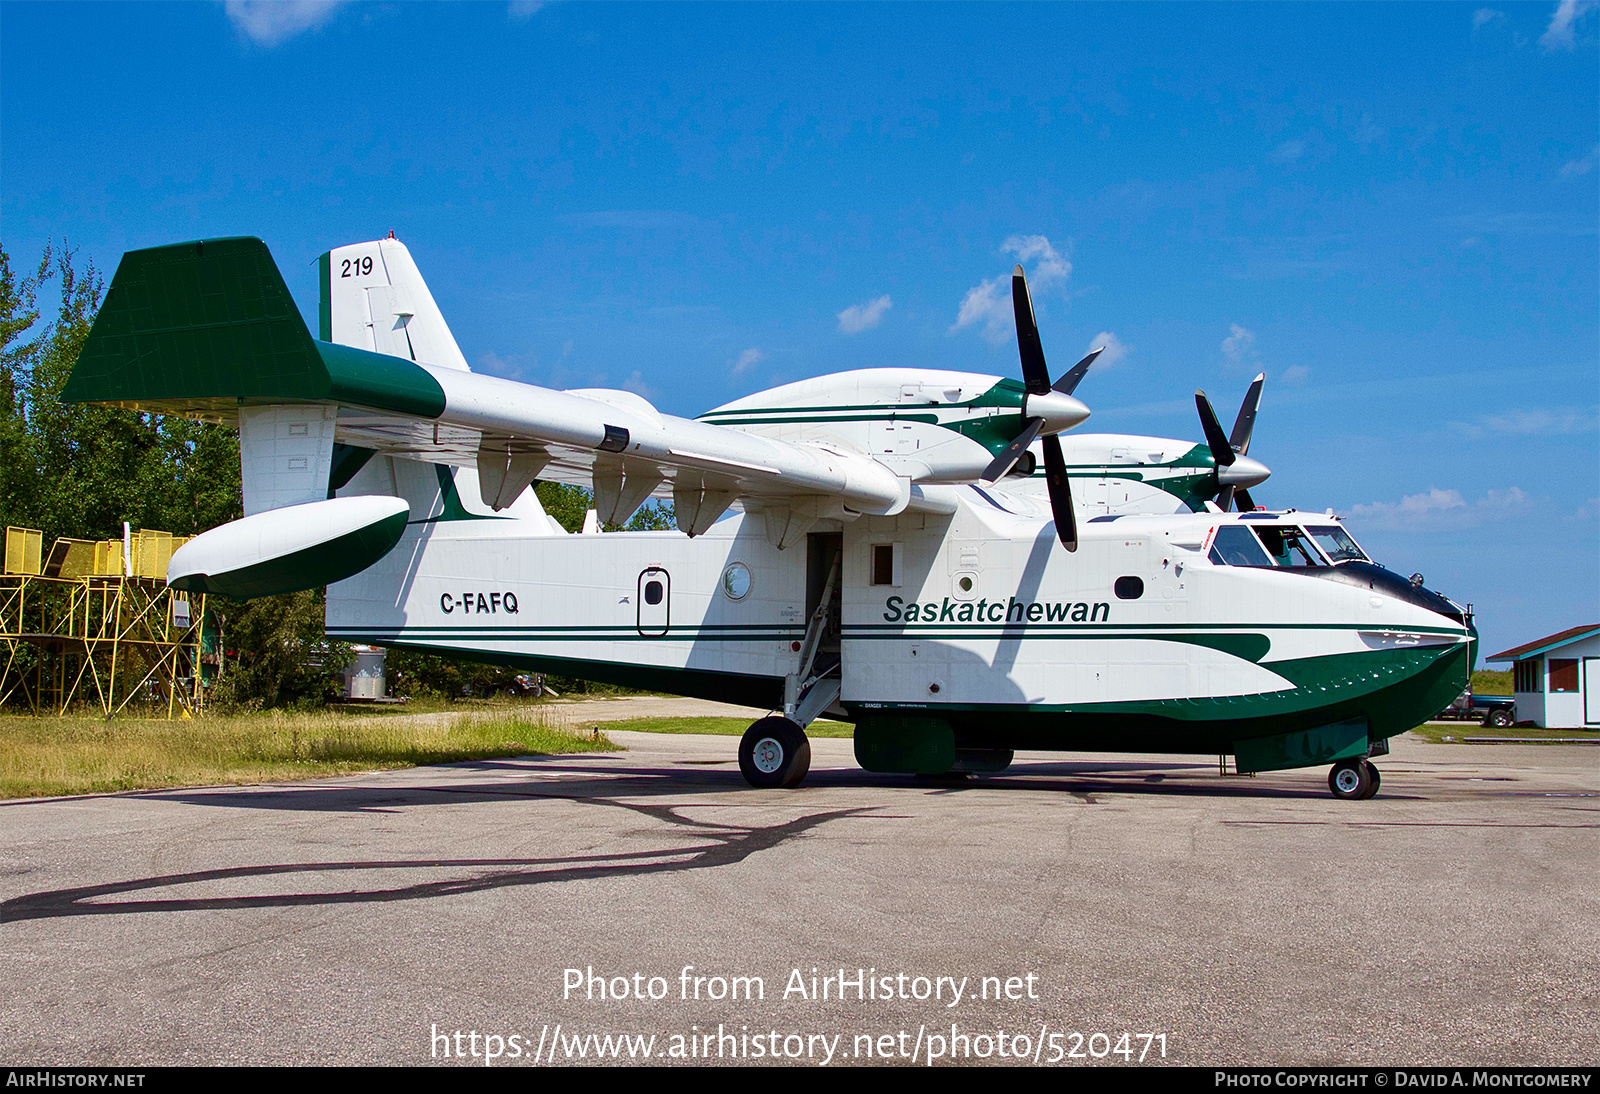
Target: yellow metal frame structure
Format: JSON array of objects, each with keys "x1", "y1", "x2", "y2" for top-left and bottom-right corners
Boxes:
[{"x1": 0, "y1": 528, "x2": 206, "y2": 718}]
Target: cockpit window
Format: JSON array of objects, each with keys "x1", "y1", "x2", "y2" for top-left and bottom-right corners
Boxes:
[
  {"x1": 1305, "y1": 525, "x2": 1368, "y2": 564},
  {"x1": 1255, "y1": 526, "x2": 1327, "y2": 567},
  {"x1": 1208, "y1": 525, "x2": 1273, "y2": 567}
]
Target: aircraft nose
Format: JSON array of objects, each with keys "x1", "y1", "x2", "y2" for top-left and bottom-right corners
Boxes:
[
  {"x1": 1026, "y1": 390, "x2": 1091, "y2": 434},
  {"x1": 1218, "y1": 454, "x2": 1270, "y2": 487}
]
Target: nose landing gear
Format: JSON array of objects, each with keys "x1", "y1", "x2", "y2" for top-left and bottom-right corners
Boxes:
[{"x1": 1329, "y1": 758, "x2": 1381, "y2": 800}]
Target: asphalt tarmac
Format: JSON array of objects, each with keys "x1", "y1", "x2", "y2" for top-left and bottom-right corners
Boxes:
[{"x1": 2, "y1": 725, "x2": 1595, "y2": 1067}]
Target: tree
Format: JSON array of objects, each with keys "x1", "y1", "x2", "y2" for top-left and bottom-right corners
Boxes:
[
  {"x1": 0, "y1": 240, "x2": 675, "y2": 709},
  {"x1": 0, "y1": 241, "x2": 245, "y2": 541},
  {"x1": 206, "y1": 589, "x2": 351, "y2": 711},
  {"x1": 534, "y1": 481, "x2": 675, "y2": 533}
]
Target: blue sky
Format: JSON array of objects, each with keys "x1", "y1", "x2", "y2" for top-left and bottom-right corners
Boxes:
[{"x1": 2, "y1": 1, "x2": 1595, "y2": 659}]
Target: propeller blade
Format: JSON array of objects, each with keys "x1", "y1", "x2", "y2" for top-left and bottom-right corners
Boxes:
[
  {"x1": 1052, "y1": 346, "x2": 1103, "y2": 396},
  {"x1": 1041, "y1": 433, "x2": 1077, "y2": 551},
  {"x1": 1012, "y1": 265, "x2": 1051, "y2": 396},
  {"x1": 1229, "y1": 373, "x2": 1264, "y2": 454},
  {"x1": 1194, "y1": 390, "x2": 1236, "y2": 467},
  {"x1": 1216, "y1": 485, "x2": 1236, "y2": 512},
  {"x1": 981, "y1": 417, "x2": 1045, "y2": 483},
  {"x1": 1233, "y1": 487, "x2": 1258, "y2": 512}
]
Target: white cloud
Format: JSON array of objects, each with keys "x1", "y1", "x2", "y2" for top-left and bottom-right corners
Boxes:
[
  {"x1": 621, "y1": 370, "x2": 657, "y2": 400},
  {"x1": 1221, "y1": 324, "x2": 1256, "y2": 367},
  {"x1": 1002, "y1": 234, "x2": 1070, "y2": 287},
  {"x1": 1472, "y1": 7, "x2": 1504, "y2": 29},
  {"x1": 1349, "y1": 486, "x2": 1532, "y2": 530},
  {"x1": 1561, "y1": 145, "x2": 1600, "y2": 176},
  {"x1": 1348, "y1": 116, "x2": 1385, "y2": 145},
  {"x1": 950, "y1": 235, "x2": 1071, "y2": 345},
  {"x1": 1540, "y1": 0, "x2": 1597, "y2": 49},
  {"x1": 1450, "y1": 407, "x2": 1600, "y2": 439},
  {"x1": 837, "y1": 295, "x2": 892, "y2": 334},
  {"x1": 1280, "y1": 364, "x2": 1310, "y2": 386},
  {"x1": 732, "y1": 347, "x2": 764, "y2": 376},
  {"x1": 1086, "y1": 331, "x2": 1129, "y2": 369},
  {"x1": 1268, "y1": 139, "x2": 1306, "y2": 165},
  {"x1": 224, "y1": 0, "x2": 348, "y2": 46},
  {"x1": 951, "y1": 277, "x2": 1011, "y2": 344}
]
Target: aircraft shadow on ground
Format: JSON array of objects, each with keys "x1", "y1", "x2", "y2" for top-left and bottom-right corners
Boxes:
[
  {"x1": 103, "y1": 754, "x2": 1336, "y2": 814},
  {"x1": 0, "y1": 793, "x2": 880, "y2": 923},
  {"x1": 0, "y1": 757, "x2": 1419, "y2": 923}
]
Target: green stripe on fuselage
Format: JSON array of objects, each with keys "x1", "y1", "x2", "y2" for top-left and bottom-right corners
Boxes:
[{"x1": 845, "y1": 639, "x2": 1472, "y2": 749}]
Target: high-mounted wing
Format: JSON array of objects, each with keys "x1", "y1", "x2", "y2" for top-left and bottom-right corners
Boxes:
[{"x1": 65, "y1": 237, "x2": 935, "y2": 544}]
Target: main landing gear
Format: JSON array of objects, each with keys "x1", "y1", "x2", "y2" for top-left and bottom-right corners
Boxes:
[
  {"x1": 739, "y1": 716, "x2": 811, "y2": 789},
  {"x1": 1328, "y1": 758, "x2": 1382, "y2": 801}
]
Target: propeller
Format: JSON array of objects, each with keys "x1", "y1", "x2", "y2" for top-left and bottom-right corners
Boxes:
[
  {"x1": 980, "y1": 265, "x2": 1094, "y2": 550},
  {"x1": 1194, "y1": 373, "x2": 1270, "y2": 511}
]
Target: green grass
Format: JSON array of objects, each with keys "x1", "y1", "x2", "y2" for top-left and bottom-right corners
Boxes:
[
  {"x1": 1408, "y1": 723, "x2": 1600, "y2": 744},
  {"x1": 592, "y1": 716, "x2": 855, "y2": 738},
  {"x1": 1470, "y1": 669, "x2": 1512, "y2": 695},
  {"x1": 0, "y1": 707, "x2": 618, "y2": 800}
]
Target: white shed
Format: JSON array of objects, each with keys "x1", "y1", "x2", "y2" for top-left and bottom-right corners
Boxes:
[{"x1": 1486, "y1": 625, "x2": 1600, "y2": 729}]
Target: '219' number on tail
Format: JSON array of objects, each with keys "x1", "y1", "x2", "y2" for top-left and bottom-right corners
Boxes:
[{"x1": 341, "y1": 256, "x2": 374, "y2": 278}]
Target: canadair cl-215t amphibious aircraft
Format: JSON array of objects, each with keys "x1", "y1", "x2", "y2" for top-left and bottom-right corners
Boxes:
[{"x1": 64, "y1": 236, "x2": 1476, "y2": 799}]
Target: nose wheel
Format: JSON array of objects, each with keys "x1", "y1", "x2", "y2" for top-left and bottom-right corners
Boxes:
[
  {"x1": 1328, "y1": 759, "x2": 1381, "y2": 800},
  {"x1": 739, "y1": 716, "x2": 811, "y2": 789}
]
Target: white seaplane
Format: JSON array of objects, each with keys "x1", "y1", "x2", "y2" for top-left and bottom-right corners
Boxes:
[{"x1": 65, "y1": 236, "x2": 1477, "y2": 799}]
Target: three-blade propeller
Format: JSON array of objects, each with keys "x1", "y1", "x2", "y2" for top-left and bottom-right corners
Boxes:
[
  {"x1": 980, "y1": 265, "x2": 1094, "y2": 550},
  {"x1": 1194, "y1": 374, "x2": 1271, "y2": 511}
]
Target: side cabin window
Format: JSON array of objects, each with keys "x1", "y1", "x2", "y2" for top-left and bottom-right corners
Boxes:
[
  {"x1": 1209, "y1": 525, "x2": 1328, "y2": 568},
  {"x1": 1305, "y1": 525, "x2": 1368, "y2": 564},
  {"x1": 871, "y1": 544, "x2": 894, "y2": 586},
  {"x1": 1209, "y1": 525, "x2": 1273, "y2": 567},
  {"x1": 869, "y1": 543, "x2": 901, "y2": 587},
  {"x1": 1254, "y1": 526, "x2": 1327, "y2": 567}
]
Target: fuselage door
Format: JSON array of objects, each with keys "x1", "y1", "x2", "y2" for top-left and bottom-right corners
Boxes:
[{"x1": 637, "y1": 567, "x2": 670, "y2": 636}]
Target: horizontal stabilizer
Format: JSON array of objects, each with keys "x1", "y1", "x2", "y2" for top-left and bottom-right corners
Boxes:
[{"x1": 64, "y1": 237, "x2": 446, "y2": 420}]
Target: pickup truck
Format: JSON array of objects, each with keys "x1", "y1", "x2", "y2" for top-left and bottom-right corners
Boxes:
[{"x1": 1435, "y1": 690, "x2": 1516, "y2": 726}]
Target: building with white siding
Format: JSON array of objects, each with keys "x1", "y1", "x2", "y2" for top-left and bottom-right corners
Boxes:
[{"x1": 1486, "y1": 625, "x2": 1600, "y2": 729}]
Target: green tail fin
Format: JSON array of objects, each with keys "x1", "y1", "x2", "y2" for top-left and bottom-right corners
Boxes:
[{"x1": 64, "y1": 236, "x2": 445, "y2": 419}]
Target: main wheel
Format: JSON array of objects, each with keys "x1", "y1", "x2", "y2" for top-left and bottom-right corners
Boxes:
[
  {"x1": 1328, "y1": 759, "x2": 1373, "y2": 801},
  {"x1": 1485, "y1": 709, "x2": 1513, "y2": 728},
  {"x1": 1361, "y1": 760, "x2": 1382, "y2": 799},
  {"x1": 739, "y1": 717, "x2": 811, "y2": 789}
]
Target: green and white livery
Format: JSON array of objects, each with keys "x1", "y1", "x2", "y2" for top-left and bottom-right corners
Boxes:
[{"x1": 65, "y1": 235, "x2": 1474, "y2": 800}]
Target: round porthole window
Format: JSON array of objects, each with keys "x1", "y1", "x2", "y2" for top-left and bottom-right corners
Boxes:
[{"x1": 722, "y1": 562, "x2": 753, "y2": 600}]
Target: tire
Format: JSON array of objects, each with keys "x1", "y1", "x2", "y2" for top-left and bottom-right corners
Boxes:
[
  {"x1": 1485, "y1": 709, "x2": 1513, "y2": 728},
  {"x1": 1328, "y1": 759, "x2": 1373, "y2": 801},
  {"x1": 1360, "y1": 760, "x2": 1382, "y2": 800},
  {"x1": 738, "y1": 717, "x2": 811, "y2": 789}
]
